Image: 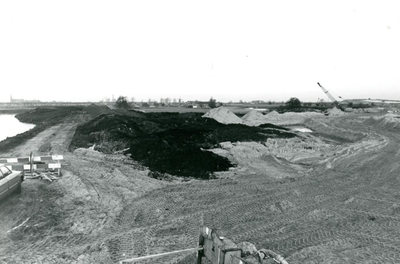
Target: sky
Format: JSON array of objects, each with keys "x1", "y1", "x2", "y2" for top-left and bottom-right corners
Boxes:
[{"x1": 1, "y1": 0, "x2": 400, "y2": 103}]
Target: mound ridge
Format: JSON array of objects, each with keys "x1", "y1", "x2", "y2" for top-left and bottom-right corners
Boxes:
[
  {"x1": 202, "y1": 107, "x2": 243, "y2": 124},
  {"x1": 241, "y1": 110, "x2": 267, "y2": 126}
]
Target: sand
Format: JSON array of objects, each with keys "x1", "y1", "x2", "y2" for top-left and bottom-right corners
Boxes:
[
  {"x1": 327, "y1": 107, "x2": 345, "y2": 116},
  {"x1": 202, "y1": 107, "x2": 243, "y2": 124}
]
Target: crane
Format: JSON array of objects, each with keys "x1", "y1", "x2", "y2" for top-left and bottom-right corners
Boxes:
[{"x1": 317, "y1": 82, "x2": 344, "y2": 110}]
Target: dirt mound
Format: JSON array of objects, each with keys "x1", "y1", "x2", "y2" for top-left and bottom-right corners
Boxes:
[
  {"x1": 256, "y1": 111, "x2": 323, "y2": 126},
  {"x1": 266, "y1": 110, "x2": 280, "y2": 117},
  {"x1": 16, "y1": 106, "x2": 84, "y2": 125},
  {"x1": 83, "y1": 104, "x2": 112, "y2": 118},
  {"x1": 210, "y1": 140, "x2": 309, "y2": 177},
  {"x1": 327, "y1": 106, "x2": 345, "y2": 116},
  {"x1": 70, "y1": 112, "x2": 295, "y2": 179},
  {"x1": 202, "y1": 107, "x2": 243, "y2": 124},
  {"x1": 365, "y1": 114, "x2": 400, "y2": 131},
  {"x1": 242, "y1": 110, "x2": 265, "y2": 121},
  {"x1": 241, "y1": 110, "x2": 267, "y2": 126},
  {"x1": 305, "y1": 118, "x2": 365, "y2": 143}
]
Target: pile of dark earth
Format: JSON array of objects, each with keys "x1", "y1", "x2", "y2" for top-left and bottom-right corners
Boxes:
[{"x1": 69, "y1": 111, "x2": 296, "y2": 179}]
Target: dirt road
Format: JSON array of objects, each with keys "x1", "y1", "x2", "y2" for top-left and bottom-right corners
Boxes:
[
  {"x1": 1, "y1": 113, "x2": 400, "y2": 263},
  {"x1": 0, "y1": 119, "x2": 170, "y2": 263}
]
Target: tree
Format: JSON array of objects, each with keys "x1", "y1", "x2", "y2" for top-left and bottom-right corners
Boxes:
[
  {"x1": 115, "y1": 96, "x2": 131, "y2": 109},
  {"x1": 208, "y1": 97, "x2": 217, "y2": 108},
  {"x1": 286, "y1": 97, "x2": 301, "y2": 109}
]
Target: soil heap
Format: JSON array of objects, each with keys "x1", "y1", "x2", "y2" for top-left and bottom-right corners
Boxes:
[
  {"x1": 327, "y1": 107, "x2": 345, "y2": 116},
  {"x1": 202, "y1": 107, "x2": 243, "y2": 124},
  {"x1": 266, "y1": 110, "x2": 280, "y2": 118},
  {"x1": 70, "y1": 112, "x2": 295, "y2": 179},
  {"x1": 83, "y1": 104, "x2": 113, "y2": 118},
  {"x1": 241, "y1": 110, "x2": 267, "y2": 126},
  {"x1": 365, "y1": 113, "x2": 400, "y2": 132},
  {"x1": 255, "y1": 111, "x2": 324, "y2": 126}
]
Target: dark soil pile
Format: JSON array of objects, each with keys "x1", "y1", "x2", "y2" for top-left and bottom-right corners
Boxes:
[
  {"x1": 16, "y1": 106, "x2": 85, "y2": 125},
  {"x1": 70, "y1": 112, "x2": 295, "y2": 179},
  {"x1": 82, "y1": 104, "x2": 113, "y2": 118}
]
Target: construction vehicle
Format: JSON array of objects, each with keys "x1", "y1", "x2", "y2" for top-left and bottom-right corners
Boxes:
[
  {"x1": 317, "y1": 82, "x2": 345, "y2": 111},
  {"x1": 119, "y1": 226, "x2": 289, "y2": 264}
]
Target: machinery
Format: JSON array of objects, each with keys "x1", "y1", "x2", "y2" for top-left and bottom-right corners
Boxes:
[
  {"x1": 119, "y1": 226, "x2": 289, "y2": 264},
  {"x1": 317, "y1": 82, "x2": 345, "y2": 111}
]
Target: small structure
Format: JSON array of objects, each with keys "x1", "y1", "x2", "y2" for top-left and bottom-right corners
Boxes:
[{"x1": 0, "y1": 152, "x2": 63, "y2": 182}]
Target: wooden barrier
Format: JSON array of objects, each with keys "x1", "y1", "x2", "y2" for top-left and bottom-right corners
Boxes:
[
  {"x1": 7, "y1": 163, "x2": 61, "y2": 171},
  {"x1": 0, "y1": 155, "x2": 64, "y2": 164},
  {"x1": 0, "y1": 153, "x2": 63, "y2": 180}
]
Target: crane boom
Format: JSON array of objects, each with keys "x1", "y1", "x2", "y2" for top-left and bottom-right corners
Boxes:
[{"x1": 317, "y1": 82, "x2": 337, "y2": 103}]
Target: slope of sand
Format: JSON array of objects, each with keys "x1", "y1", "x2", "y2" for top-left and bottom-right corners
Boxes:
[
  {"x1": 202, "y1": 107, "x2": 243, "y2": 124},
  {"x1": 327, "y1": 107, "x2": 345, "y2": 116},
  {"x1": 241, "y1": 110, "x2": 267, "y2": 126}
]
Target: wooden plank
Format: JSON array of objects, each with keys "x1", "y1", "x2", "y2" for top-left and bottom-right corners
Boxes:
[
  {"x1": 33, "y1": 155, "x2": 64, "y2": 162},
  {"x1": 0, "y1": 155, "x2": 63, "y2": 164},
  {"x1": 0, "y1": 157, "x2": 30, "y2": 163},
  {"x1": 10, "y1": 163, "x2": 61, "y2": 171},
  {"x1": 119, "y1": 247, "x2": 202, "y2": 264}
]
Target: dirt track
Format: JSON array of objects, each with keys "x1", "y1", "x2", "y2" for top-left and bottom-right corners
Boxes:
[{"x1": 1, "y1": 113, "x2": 400, "y2": 263}]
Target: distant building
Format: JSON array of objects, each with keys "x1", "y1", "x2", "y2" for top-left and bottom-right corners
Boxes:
[
  {"x1": 251, "y1": 100, "x2": 265, "y2": 104},
  {"x1": 10, "y1": 95, "x2": 24, "y2": 103},
  {"x1": 10, "y1": 95, "x2": 40, "y2": 103}
]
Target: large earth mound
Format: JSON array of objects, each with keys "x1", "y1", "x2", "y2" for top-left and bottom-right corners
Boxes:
[
  {"x1": 83, "y1": 104, "x2": 113, "y2": 118},
  {"x1": 202, "y1": 107, "x2": 243, "y2": 124},
  {"x1": 364, "y1": 113, "x2": 400, "y2": 131},
  {"x1": 241, "y1": 110, "x2": 267, "y2": 126},
  {"x1": 327, "y1": 107, "x2": 345, "y2": 116},
  {"x1": 70, "y1": 112, "x2": 295, "y2": 179}
]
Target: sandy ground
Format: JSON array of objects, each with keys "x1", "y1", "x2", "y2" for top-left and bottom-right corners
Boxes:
[{"x1": 1, "y1": 113, "x2": 400, "y2": 263}]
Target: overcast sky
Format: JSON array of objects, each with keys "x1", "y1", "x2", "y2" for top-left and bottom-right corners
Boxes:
[{"x1": 1, "y1": 0, "x2": 399, "y2": 103}]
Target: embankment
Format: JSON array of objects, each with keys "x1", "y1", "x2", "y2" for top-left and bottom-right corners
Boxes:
[{"x1": 0, "y1": 106, "x2": 97, "y2": 155}]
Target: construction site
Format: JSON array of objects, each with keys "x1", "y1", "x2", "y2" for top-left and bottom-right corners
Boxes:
[{"x1": 0, "y1": 96, "x2": 400, "y2": 264}]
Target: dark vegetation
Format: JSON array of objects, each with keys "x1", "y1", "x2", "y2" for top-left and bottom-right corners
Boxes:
[
  {"x1": 70, "y1": 112, "x2": 295, "y2": 179},
  {"x1": 0, "y1": 107, "x2": 84, "y2": 155},
  {"x1": 115, "y1": 96, "x2": 131, "y2": 109},
  {"x1": 208, "y1": 97, "x2": 217, "y2": 108},
  {"x1": 286, "y1": 97, "x2": 302, "y2": 109}
]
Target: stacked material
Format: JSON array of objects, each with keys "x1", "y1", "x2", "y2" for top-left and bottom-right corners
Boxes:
[{"x1": 202, "y1": 107, "x2": 243, "y2": 124}]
